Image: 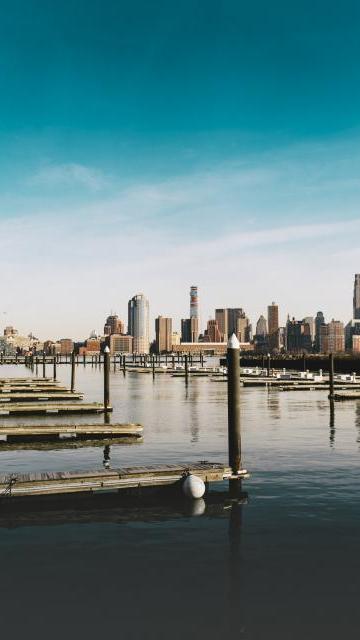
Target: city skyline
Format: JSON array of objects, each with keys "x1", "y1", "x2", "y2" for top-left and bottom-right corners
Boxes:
[{"x1": 2, "y1": 3, "x2": 360, "y2": 337}]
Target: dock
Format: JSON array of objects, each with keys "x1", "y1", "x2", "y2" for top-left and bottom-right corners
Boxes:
[
  {"x1": 0, "y1": 423, "x2": 143, "y2": 442},
  {"x1": 0, "y1": 402, "x2": 112, "y2": 415},
  {"x1": 333, "y1": 391, "x2": 360, "y2": 401},
  {"x1": 0, "y1": 393, "x2": 84, "y2": 402},
  {"x1": 0, "y1": 462, "x2": 247, "y2": 502}
]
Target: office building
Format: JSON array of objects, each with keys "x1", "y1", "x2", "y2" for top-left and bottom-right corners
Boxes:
[
  {"x1": 155, "y1": 316, "x2": 173, "y2": 353},
  {"x1": 215, "y1": 309, "x2": 227, "y2": 341},
  {"x1": 128, "y1": 293, "x2": 150, "y2": 354},
  {"x1": 60, "y1": 338, "x2": 74, "y2": 355},
  {"x1": 206, "y1": 319, "x2": 221, "y2": 343},
  {"x1": 181, "y1": 317, "x2": 199, "y2": 343},
  {"x1": 256, "y1": 315, "x2": 267, "y2": 337},
  {"x1": 286, "y1": 318, "x2": 312, "y2": 353},
  {"x1": 354, "y1": 274, "x2": 360, "y2": 319},
  {"x1": 268, "y1": 302, "x2": 279, "y2": 350},
  {"x1": 320, "y1": 320, "x2": 345, "y2": 353},
  {"x1": 109, "y1": 334, "x2": 133, "y2": 355},
  {"x1": 315, "y1": 311, "x2": 325, "y2": 352},
  {"x1": 104, "y1": 314, "x2": 124, "y2": 336}
]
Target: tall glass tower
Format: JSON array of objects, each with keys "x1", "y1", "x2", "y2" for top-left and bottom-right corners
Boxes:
[{"x1": 128, "y1": 294, "x2": 150, "y2": 354}]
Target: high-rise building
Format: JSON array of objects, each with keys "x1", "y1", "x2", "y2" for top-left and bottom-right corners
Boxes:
[
  {"x1": 303, "y1": 317, "x2": 315, "y2": 343},
  {"x1": 190, "y1": 286, "x2": 199, "y2": 319},
  {"x1": 128, "y1": 294, "x2": 150, "y2": 354},
  {"x1": 354, "y1": 274, "x2": 360, "y2": 319},
  {"x1": 104, "y1": 314, "x2": 125, "y2": 336},
  {"x1": 256, "y1": 315, "x2": 267, "y2": 337},
  {"x1": 206, "y1": 319, "x2": 221, "y2": 343},
  {"x1": 109, "y1": 334, "x2": 133, "y2": 355},
  {"x1": 286, "y1": 318, "x2": 312, "y2": 353},
  {"x1": 155, "y1": 316, "x2": 173, "y2": 353},
  {"x1": 181, "y1": 318, "x2": 199, "y2": 343},
  {"x1": 236, "y1": 315, "x2": 251, "y2": 343},
  {"x1": 268, "y1": 302, "x2": 279, "y2": 351},
  {"x1": 215, "y1": 309, "x2": 227, "y2": 341},
  {"x1": 315, "y1": 311, "x2": 325, "y2": 352},
  {"x1": 320, "y1": 320, "x2": 345, "y2": 353}
]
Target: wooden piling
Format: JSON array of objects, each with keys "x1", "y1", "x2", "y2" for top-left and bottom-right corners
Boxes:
[
  {"x1": 227, "y1": 334, "x2": 241, "y2": 477},
  {"x1": 329, "y1": 352, "x2": 335, "y2": 400},
  {"x1": 104, "y1": 346, "x2": 110, "y2": 412},
  {"x1": 53, "y1": 357, "x2": 57, "y2": 381},
  {"x1": 71, "y1": 351, "x2": 75, "y2": 393}
]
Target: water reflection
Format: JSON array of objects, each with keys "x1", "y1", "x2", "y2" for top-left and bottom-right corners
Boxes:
[{"x1": 329, "y1": 399, "x2": 335, "y2": 447}]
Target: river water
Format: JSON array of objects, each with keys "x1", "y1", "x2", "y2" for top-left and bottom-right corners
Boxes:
[{"x1": 1, "y1": 363, "x2": 360, "y2": 639}]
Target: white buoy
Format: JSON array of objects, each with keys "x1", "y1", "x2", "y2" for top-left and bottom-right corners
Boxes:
[{"x1": 182, "y1": 474, "x2": 206, "y2": 499}]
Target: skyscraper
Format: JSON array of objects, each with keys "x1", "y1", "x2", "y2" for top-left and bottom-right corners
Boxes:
[
  {"x1": 190, "y1": 286, "x2": 199, "y2": 319},
  {"x1": 215, "y1": 309, "x2": 227, "y2": 341},
  {"x1": 315, "y1": 311, "x2": 325, "y2": 352},
  {"x1": 353, "y1": 274, "x2": 360, "y2": 319},
  {"x1": 128, "y1": 294, "x2": 150, "y2": 354},
  {"x1": 155, "y1": 316, "x2": 172, "y2": 353},
  {"x1": 268, "y1": 302, "x2": 279, "y2": 351},
  {"x1": 256, "y1": 315, "x2": 267, "y2": 337}
]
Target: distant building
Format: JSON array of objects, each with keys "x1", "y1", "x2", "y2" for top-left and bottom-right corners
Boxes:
[
  {"x1": 190, "y1": 286, "x2": 199, "y2": 319},
  {"x1": 286, "y1": 318, "x2": 312, "y2": 353},
  {"x1": 315, "y1": 311, "x2": 325, "y2": 352},
  {"x1": 268, "y1": 302, "x2": 279, "y2": 351},
  {"x1": 206, "y1": 319, "x2": 221, "y2": 343},
  {"x1": 155, "y1": 316, "x2": 172, "y2": 353},
  {"x1": 303, "y1": 316, "x2": 315, "y2": 344},
  {"x1": 345, "y1": 319, "x2": 360, "y2": 350},
  {"x1": 4, "y1": 326, "x2": 18, "y2": 337},
  {"x1": 214, "y1": 308, "x2": 246, "y2": 340},
  {"x1": 215, "y1": 309, "x2": 228, "y2": 341},
  {"x1": 256, "y1": 315, "x2": 267, "y2": 337},
  {"x1": 352, "y1": 335, "x2": 360, "y2": 354},
  {"x1": 181, "y1": 317, "x2": 199, "y2": 343},
  {"x1": 109, "y1": 334, "x2": 133, "y2": 355},
  {"x1": 320, "y1": 320, "x2": 345, "y2": 353},
  {"x1": 171, "y1": 331, "x2": 181, "y2": 346},
  {"x1": 354, "y1": 274, "x2": 360, "y2": 319},
  {"x1": 104, "y1": 314, "x2": 124, "y2": 336},
  {"x1": 236, "y1": 315, "x2": 251, "y2": 343},
  {"x1": 60, "y1": 338, "x2": 74, "y2": 355},
  {"x1": 128, "y1": 294, "x2": 150, "y2": 354}
]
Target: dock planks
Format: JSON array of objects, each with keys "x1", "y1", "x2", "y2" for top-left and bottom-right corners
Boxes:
[
  {"x1": 0, "y1": 462, "x2": 242, "y2": 500},
  {"x1": 0, "y1": 422, "x2": 143, "y2": 442},
  {"x1": 0, "y1": 402, "x2": 112, "y2": 415},
  {"x1": 0, "y1": 393, "x2": 83, "y2": 402}
]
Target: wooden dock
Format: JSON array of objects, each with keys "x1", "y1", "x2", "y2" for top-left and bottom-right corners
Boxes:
[
  {"x1": 0, "y1": 462, "x2": 245, "y2": 502},
  {"x1": 0, "y1": 422, "x2": 143, "y2": 442},
  {"x1": 333, "y1": 391, "x2": 360, "y2": 401},
  {"x1": 0, "y1": 402, "x2": 112, "y2": 415},
  {"x1": 0, "y1": 393, "x2": 84, "y2": 402}
]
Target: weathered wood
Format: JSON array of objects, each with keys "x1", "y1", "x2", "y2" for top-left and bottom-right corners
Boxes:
[
  {"x1": 0, "y1": 423, "x2": 143, "y2": 441},
  {"x1": 0, "y1": 462, "x2": 242, "y2": 499},
  {"x1": 333, "y1": 391, "x2": 360, "y2": 401},
  {"x1": 0, "y1": 393, "x2": 83, "y2": 402},
  {"x1": 0, "y1": 402, "x2": 113, "y2": 415}
]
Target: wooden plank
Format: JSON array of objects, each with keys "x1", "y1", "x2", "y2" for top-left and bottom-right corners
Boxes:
[
  {"x1": 0, "y1": 393, "x2": 83, "y2": 402},
  {"x1": 0, "y1": 423, "x2": 143, "y2": 441},
  {"x1": 0, "y1": 402, "x2": 112, "y2": 415},
  {"x1": 0, "y1": 462, "x2": 241, "y2": 499}
]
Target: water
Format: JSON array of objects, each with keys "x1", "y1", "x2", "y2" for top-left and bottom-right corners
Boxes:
[{"x1": 1, "y1": 363, "x2": 360, "y2": 639}]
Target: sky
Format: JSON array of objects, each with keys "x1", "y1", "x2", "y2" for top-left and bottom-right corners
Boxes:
[{"x1": 1, "y1": 0, "x2": 360, "y2": 339}]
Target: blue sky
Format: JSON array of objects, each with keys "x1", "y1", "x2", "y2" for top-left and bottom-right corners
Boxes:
[{"x1": 1, "y1": 0, "x2": 360, "y2": 338}]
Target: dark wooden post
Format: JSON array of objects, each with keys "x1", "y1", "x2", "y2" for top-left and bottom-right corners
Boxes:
[
  {"x1": 123, "y1": 354, "x2": 126, "y2": 374},
  {"x1": 227, "y1": 334, "x2": 241, "y2": 477},
  {"x1": 71, "y1": 351, "x2": 75, "y2": 392},
  {"x1": 267, "y1": 353, "x2": 271, "y2": 378},
  {"x1": 53, "y1": 356, "x2": 57, "y2": 381},
  {"x1": 152, "y1": 355, "x2": 155, "y2": 379},
  {"x1": 83, "y1": 353, "x2": 86, "y2": 366},
  {"x1": 329, "y1": 352, "x2": 335, "y2": 400},
  {"x1": 185, "y1": 354, "x2": 189, "y2": 384},
  {"x1": 42, "y1": 352, "x2": 46, "y2": 378},
  {"x1": 303, "y1": 352, "x2": 306, "y2": 372},
  {"x1": 104, "y1": 346, "x2": 110, "y2": 412}
]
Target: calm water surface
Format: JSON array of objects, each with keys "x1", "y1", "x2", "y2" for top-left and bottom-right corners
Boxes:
[{"x1": 1, "y1": 363, "x2": 360, "y2": 639}]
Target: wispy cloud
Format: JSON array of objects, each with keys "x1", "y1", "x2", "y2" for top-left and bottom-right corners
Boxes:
[{"x1": 28, "y1": 163, "x2": 110, "y2": 191}]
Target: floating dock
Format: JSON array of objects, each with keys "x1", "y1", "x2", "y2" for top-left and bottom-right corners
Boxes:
[
  {"x1": 333, "y1": 391, "x2": 360, "y2": 401},
  {"x1": 0, "y1": 393, "x2": 84, "y2": 402},
  {"x1": 0, "y1": 462, "x2": 245, "y2": 503},
  {"x1": 0, "y1": 422, "x2": 143, "y2": 442},
  {"x1": 0, "y1": 402, "x2": 112, "y2": 416}
]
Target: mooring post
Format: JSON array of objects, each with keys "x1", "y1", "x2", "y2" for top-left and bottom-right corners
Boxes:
[
  {"x1": 53, "y1": 356, "x2": 57, "y2": 381},
  {"x1": 83, "y1": 353, "x2": 86, "y2": 366},
  {"x1": 329, "y1": 352, "x2": 335, "y2": 400},
  {"x1": 123, "y1": 354, "x2": 126, "y2": 374},
  {"x1": 227, "y1": 334, "x2": 242, "y2": 481},
  {"x1": 185, "y1": 353, "x2": 189, "y2": 384},
  {"x1": 42, "y1": 353, "x2": 46, "y2": 378},
  {"x1": 152, "y1": 355, "x2": 155, "y2": 379},
  {"x1": 71, "y1": 351, "x2": 76, "y2": 392},
  {"x1": 104, "y1": 346, "x2": 110, "y2": 412},
  {"x1": 267, "y1": 353, "x2": 271, "y2": 378}
]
